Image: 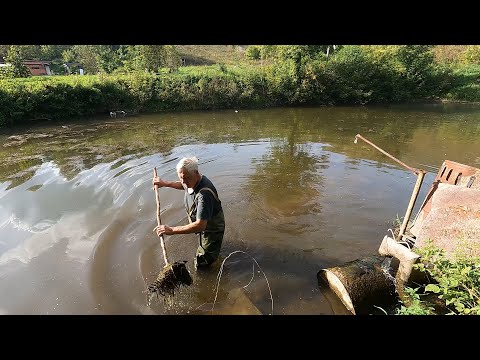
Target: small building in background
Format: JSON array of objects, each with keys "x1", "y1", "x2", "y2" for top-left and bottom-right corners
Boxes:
[{"x1": 24, "y1": 60, "x2": 52, "y2": 76}]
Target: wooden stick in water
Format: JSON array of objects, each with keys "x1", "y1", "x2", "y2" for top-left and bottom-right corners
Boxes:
[{"x1": 153, "y1": 167, "x2": 169, "y2": 266}]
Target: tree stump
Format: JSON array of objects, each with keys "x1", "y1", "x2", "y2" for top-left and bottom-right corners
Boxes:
[{"x1": 318, "y1": 255, "x2": 398, "y2": 315}]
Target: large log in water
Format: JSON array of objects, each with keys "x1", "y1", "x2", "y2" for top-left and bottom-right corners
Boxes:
[{"x1": 318, "y1": 255, "x2": 398, "y2": 315}]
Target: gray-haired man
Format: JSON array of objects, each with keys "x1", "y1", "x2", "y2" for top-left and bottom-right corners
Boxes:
[{"x1": 153, "y1": 157, "x2": 225, "y2": 270}]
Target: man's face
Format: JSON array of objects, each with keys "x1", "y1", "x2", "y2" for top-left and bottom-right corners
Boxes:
[{"x1": 177, "y1": 169, "x2": 196, "y2": 189}]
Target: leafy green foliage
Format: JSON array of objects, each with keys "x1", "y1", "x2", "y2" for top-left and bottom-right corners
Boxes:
[
  {"x1": 401, "y1": 241, "x2": 480, "y2": 315},
  {"x1": 444, "y1": 64, "x2": 480, "y2": 102},
  {"x1": 396, "y1": 286, "x2": 434, "y2": 315},
  {"x1": 2, "y1": 45, "x2": 480, "y2": 126},
  {"x1": 62, "y1": 49, "x2": 76, "y2": 63},
  {"x1": 71, "y1": 45, "x2": 99, "y2": 74},
  {"x1": 245, "y1": 46, "x2": 261, "y2": 60},
  {"x1": 458, "y1": 46, "x2": 480, "y2": 65},
  {"x1": 96, "y1": 46, "x2": 122, "y2": 74},
  {"x1": 126, "y1": 45, "x2": 180, "y2": 73},
  {"x1": 3, "y1": 46, "x2": 31, "y2": 78}
]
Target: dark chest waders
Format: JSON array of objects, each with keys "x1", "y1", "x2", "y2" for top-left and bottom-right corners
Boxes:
[{"x1": 185, "y1": 187, "x2": 221, "y2": 250}]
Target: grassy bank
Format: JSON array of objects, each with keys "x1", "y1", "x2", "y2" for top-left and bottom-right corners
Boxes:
[{"x1": 1, "y1": 45, "x2": 480, "y2": 128}]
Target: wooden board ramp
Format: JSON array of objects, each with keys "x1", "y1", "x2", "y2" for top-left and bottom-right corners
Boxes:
[{"x1": 317, "y1": 255, "x2": 398, "y2": 315}]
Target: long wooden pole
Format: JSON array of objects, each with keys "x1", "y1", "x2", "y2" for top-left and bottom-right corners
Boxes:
[
  {"x1": 397, "y1": 170, "x2": 425, "y2": 241},
  {"x1": 355, "y1": 134, "x2": 421, "y2": 175},
  {"x1": 153, "y1": 167, "x2": 169, "y2": 266},
  {"x1": 354, "y1": 134, "x2": 426, "y2": 240}
]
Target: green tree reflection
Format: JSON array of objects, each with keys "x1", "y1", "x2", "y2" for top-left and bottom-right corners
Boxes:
[{"x1": 241, "y1": 116, "x2": 327, "y2": 236}]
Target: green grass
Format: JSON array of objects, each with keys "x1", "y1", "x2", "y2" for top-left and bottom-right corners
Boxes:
[
  {"x1": 175, "y1": 45, "x2": 251, "y2": 66},
  {"x1": 445, "y1": 64, "x2": 480, "y2": 102}
]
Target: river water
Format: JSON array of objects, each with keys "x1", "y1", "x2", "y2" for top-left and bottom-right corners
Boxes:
[{"x1": 1, "y1": 103, "x2": 479, "y2": 315}]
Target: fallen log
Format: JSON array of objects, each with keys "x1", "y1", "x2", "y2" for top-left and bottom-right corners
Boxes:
[{"x1": 318, "y1": 255, "x2": 398, "y2": 315}]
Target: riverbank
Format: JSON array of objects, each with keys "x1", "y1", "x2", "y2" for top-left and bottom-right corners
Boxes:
[{"x1": 2, "y1": 46, "x2": 479, "y2": 128}]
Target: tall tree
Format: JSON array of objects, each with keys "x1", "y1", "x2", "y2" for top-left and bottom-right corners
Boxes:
[
  {"x1": 96, "y1": 45, "x2": 122, "y2": 74},
  {"x1": 130, "y1": 45, "x2": 180, "y2": 72},
  {"x1": 40, "y1": 45, "x2": 71, "y2": 60},
  {"x1": 71, "y1": 45, "x2": 99, "y2": 74},
  {"x1": 0, "y1": 45, "x2": 10, "y2": 60},
  {"x1": 4, "y1": 46, "x2": 31, "y2": 78}
]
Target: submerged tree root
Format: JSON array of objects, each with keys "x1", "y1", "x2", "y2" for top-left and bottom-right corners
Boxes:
[{"x1": 147, "y1": 261, "x2": 193, "y2": 298}]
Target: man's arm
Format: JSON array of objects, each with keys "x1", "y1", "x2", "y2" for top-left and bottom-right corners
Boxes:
[
  {"x1": 152, "y1": 176, "x2": 184, "y2": 190},
  {"x1": 155, "y1": 219, "x2": 207, "y2": 236},
  {"x1": 170, "y1": 219, "x2": 207, "y2": 234}
]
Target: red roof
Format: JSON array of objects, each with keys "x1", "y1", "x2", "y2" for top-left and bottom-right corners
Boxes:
[{"x1": 23, "y1": 60, "x2": 51, "y2": 65}]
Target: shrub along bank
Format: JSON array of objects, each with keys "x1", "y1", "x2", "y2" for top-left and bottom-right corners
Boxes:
[{"x1": 1, "y1": 45, "x2": 476, "y2": 128}]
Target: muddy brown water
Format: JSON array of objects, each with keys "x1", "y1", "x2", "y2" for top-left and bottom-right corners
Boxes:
[{"x1": 1, "y1": 103, "x2": 480, "y2": 315}]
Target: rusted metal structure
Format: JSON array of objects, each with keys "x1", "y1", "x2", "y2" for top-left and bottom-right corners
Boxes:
[
  {"x1": 320, "y1": 138, "x2": 480, "y2": 313},
  {"x1": 410, "y1": 160, "x2": 480, "y2": 241},
  {"x1": 354, "y1": 134, "x2": 426, "y2": 241}
]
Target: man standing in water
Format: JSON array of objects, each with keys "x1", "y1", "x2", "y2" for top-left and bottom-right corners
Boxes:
[{"x1": 152, "y1": 156, "x2": 225, "y2": 270}]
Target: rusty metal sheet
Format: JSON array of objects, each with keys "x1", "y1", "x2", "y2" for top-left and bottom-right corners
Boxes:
[
  {"x1": 410, "y1": 160, "x2": 480, "y2": 238},
  {"x1": 435, "y1": 160, "x2": 480, "y2": 188},
  {"x1": 411, "y1": 182, "x2": 480, "y2": 258}
]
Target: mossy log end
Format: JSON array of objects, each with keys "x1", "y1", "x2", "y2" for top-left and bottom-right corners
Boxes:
[{"x1": 318, "y1": 255, "x2": 398, "y2": 315}]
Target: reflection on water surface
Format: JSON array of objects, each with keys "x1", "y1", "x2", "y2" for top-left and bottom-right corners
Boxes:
[{"x1": 1, "y1": 104, "x2": 480, "y2": 314}]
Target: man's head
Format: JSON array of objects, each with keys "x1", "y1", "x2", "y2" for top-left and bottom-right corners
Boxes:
[{"x1": 176, "y1": 157, "x2": 201, "y2": 191}]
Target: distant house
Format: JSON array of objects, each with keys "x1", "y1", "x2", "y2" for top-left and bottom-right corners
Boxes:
[
  {"x1": 23, "y1": 60, "x2": 52, "y2": 76},
  {"x1": 0, "y1": 59, "x2": 53, "y2": 76}
]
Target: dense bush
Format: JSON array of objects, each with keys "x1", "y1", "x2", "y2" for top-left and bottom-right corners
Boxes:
[
  {"x1": 397, "y1": 241, "x2": 480, "y2": 315},
  {"x1": 0, "y1": 45, "x2": 478, "y2": 127}
]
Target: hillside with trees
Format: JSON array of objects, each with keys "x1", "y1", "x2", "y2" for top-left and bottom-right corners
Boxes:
[{"x1": 1, "y1": 45, "x2": 480, "y2": 127}]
